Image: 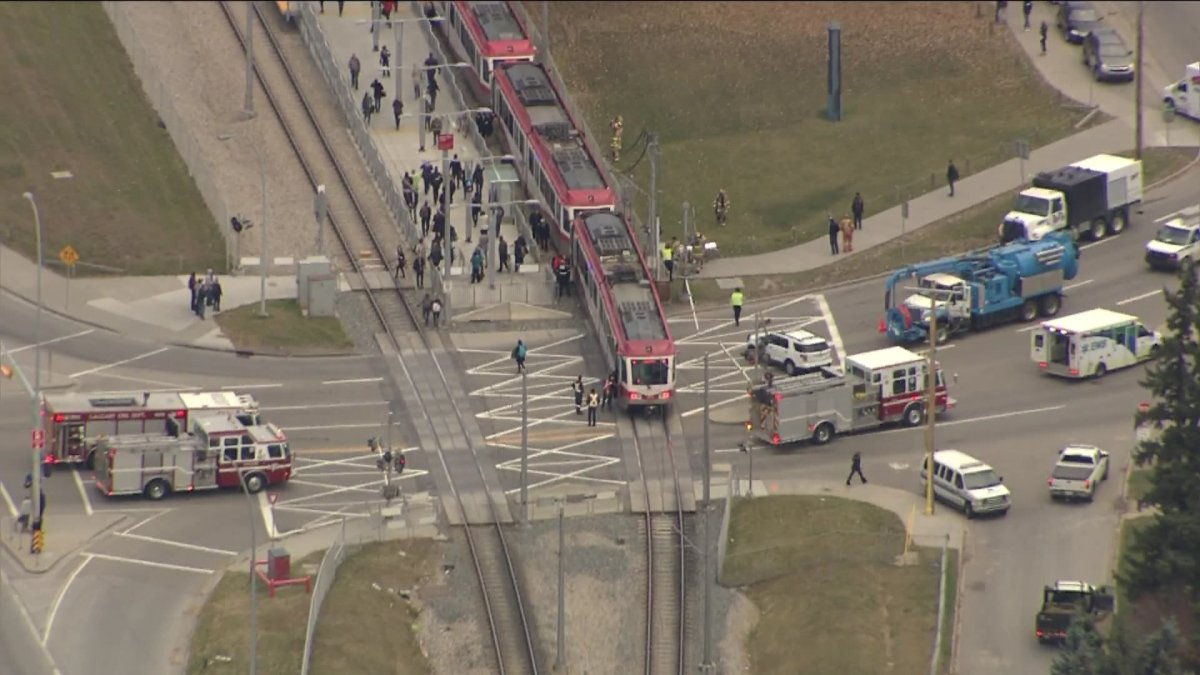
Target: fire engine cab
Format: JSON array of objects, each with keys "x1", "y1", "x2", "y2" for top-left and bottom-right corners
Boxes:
[
  {"x1": 748, "y1": 346, "x2": 955, "y2": 446},
  {"x1": 94, "y1": 417, "x2": 292, "y2": 500}
]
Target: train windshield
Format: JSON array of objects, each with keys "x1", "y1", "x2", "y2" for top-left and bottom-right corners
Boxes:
[{"x1": 630, "y1": 359, "x2": 670, "y2": 386}]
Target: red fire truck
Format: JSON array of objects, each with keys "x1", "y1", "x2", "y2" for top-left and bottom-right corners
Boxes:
[
  {"x1": 95, "y1": 417, "x2": 292, "y2": 500},
  {"x1": 42, "y1": 391, "x2": 260, "y2": 468}
]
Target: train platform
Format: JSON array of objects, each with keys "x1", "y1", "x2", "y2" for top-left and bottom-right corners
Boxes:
[{"x1": 313, "y1": 3, "x2": 551, "y2": 304}]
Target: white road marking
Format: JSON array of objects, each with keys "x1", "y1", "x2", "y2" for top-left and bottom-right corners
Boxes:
[
  {"x1": 1015, "y1": 324, "x2": 1041, "y2": 333},
  {"x1": 123, "y1": 509, "x2": 170, "y2": 534},
  {"x1": 1116, "y1": 289, "x2": 1163, "y2": 306},
  {"x1": 1154, "y1": 209, "x2": 1187, "y2": 223},
  {"x1": 113, "y1": 531, "x2": 238, "y2": 556},
  {"x1": 0, "y1": 481, "x2": 16, "y2": 518},
  {"x1": 681, "y1": 392, "x2": 746, "y2": 418},
  {"x1": 6, "y1": 330, "x2": 95, "y2": 355},
  {"x1": 258, "y1": 491, "x2": 278, "y2": 539},
  {"x1": 259, "y1": 401, "x2": 387, "y2": 412},
  {"x1": 69, "y1": 346, "x2": 170, "y2": 379},
  {"x1": 72, "y1": 471, "x2": 93, "y2": 517},
  {"x1": 221, "y1": 383, "x2": 283, "y2": 390},
  {"x1": 78, "y1": 371, "x2": 198, "y2": 389},
  {"x1": 889, "y1": 462, "x2": 911, "y2": 471},
  {"x1": 287, "y1": 422, "x2": 403, "y2": 431},
  {"x1": 684, "y1": 279, "x2": 700, "y2": 331},
  {"x1": 82, "y1": 551, "x2": 214, "y2": 575},
  {"x1": 1064, "y1": 279, "x2": 1093, "y2": 291},
  {"x1": 1080, "y1": 237, "x2": 1119, "y2": 251},
  {"x1": 42, "y1": 556, "x2": 91, "y2": 645},
  {"x1": 913, "y1": 344, "x2": 958, "y2": 356},
  {"x1": 321, "y1": 377, "x2": 384, "y2": 385},
  {"x1": 814, "y1": 293, "x2": 845, "y2": 364},
  {"x1": 940, "y1": 405, "x2": 1067, "y2": 427}
]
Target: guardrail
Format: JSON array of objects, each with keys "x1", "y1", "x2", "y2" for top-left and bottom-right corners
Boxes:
[{"x1": 299, "y1": 520, "x2": 347, "y2": 675}]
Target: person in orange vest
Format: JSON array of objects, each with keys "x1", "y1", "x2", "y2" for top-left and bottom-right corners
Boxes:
[{"x1": 840, "y1": 213, "x2": 855, "y2": 253}]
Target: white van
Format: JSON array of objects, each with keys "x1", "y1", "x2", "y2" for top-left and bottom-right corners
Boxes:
[{"x1": 919, "y1": 449, "x2": 1011, "y2": 518}]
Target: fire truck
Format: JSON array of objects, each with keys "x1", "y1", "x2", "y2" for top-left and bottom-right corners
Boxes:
[
  {"x1": 95, "y1": 416, "x2": 293, "y2": 500},
  {"x1": 41, "y1": 391, "x2": 260, "y2": 468},
  {"x1": 748, "y1": 346, "x2": 955, "y2": 446}
]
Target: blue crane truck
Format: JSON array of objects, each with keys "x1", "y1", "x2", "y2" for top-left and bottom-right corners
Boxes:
[{"x1": 883, "y1": 232, "x2": 1080, "y2": 344}]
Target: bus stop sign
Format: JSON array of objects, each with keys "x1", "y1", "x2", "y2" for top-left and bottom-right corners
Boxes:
[{"x1": 436, "y1": 133, "x2": 454, "y2": 151}]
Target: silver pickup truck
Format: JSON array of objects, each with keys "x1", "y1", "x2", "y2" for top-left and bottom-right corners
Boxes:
[{"x1": 1048, "y1": 445, "x2": 1110, "y2": 501}]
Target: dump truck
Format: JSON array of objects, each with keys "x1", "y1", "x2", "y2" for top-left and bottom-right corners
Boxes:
[
  {"x1": 1001, "y1": 154, "x2": 1143, "y2": 243},
  {"x1": 1035, "y1": 580, "x2": 1115, "y2": 645}
]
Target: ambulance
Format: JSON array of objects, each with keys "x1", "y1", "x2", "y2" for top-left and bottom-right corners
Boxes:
[{"x1": 1031, "y1": 308, "x2": 1161, "y2": 379}]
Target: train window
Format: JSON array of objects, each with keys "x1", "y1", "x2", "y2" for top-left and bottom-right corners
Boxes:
[{"x1": 630, "y1": 359, "x2": 670, "y2": 386}]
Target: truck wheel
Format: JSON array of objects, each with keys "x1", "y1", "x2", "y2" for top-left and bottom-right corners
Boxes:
[
  {"x1": 1020, "y1": 299, "x2": 1039, "y2": 322},
  {"x1": 244, "y1": 472, "x2": 267, "y2": 494},
  {"x1": 1090, "y1": 219, "x2": 1107, "y2": 241},
  {"x1": 903, "y1": 404, "x2": 925, "y2": 427},
  {"x1": 144, "y1": 479, "x2": 171, "y2": 501},
  {"x1": 1094, "y1": 363, "x2": 1108, "y2": 378},
  {"x1": 812, "y1": 423, "x2": 834, "y2": 445},
  {"x1": 784, "y1": 360, "x2": 798, "y2": 376},
  {"x1": 1108, "y1": 210, "x2": 1127, "y2": 235},
  {"x1": 1038, "y1": 294, "x2": 1062, "y2": 317}
]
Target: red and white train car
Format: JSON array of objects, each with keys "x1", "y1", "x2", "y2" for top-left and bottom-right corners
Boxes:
[
  {"x1": 572, "y1": 211, "x2": 676, "y2": 409},
  {"x1": 492, "y1": 61, "x2": 616, "y2": 239},
  {"x1": 433, "y1": 1, "x2": 536, "y2": 98}
]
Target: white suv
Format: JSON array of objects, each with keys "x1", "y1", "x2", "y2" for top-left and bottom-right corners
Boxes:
[{"x1": 744, "y1": 329, "x2": 833, "y2": 375}]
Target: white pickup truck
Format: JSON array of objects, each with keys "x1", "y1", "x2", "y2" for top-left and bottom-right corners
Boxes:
[
  {"x1": 1145, "y1": 206, "x2": 1200, "y2": 270},
  {"x1": 1048, "y1": 445, "x2": 1110, "y2": 501}
]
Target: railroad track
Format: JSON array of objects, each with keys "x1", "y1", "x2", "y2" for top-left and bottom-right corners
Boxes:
[
  {"x1": 221, "y1": 4, "x2": 538, "y2": 673},
  {"x1": 631, "y1": 414, "x2": 688, "y2": 675}
]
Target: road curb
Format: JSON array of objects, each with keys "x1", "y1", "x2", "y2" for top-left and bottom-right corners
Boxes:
[
  {"x1": 949, "y1": 528, "x2": 968, "y2": 674},
  {"x1": 0, "y1": 514, "x2": 128, "y2": 575},
  {"x1": 1144, "y1": 146, "x2": 1200, "y2": 193}
]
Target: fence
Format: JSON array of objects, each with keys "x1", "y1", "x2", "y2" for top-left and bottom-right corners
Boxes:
[
  {"x1": 100, "y1": 2, "x2": 236, "y2": 272},
  {"x1": 299, "y1": 519, "x2": 348, "y2": 675}
]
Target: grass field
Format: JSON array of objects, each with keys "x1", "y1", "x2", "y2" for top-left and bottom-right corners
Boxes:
[
  {"x1": 547, "y1": 1, "x2": 1085, "y2": 256},
  {"x1": 722, "y1": 495, "x2": 952, "y2": 674},
  {"x1": 0, "y1": 3, "x2": 223, "y2": 276},
  {"x1": 214, "y1": 299, "x2": 355, "y2": 355},
  {"x1": 682, "y1": 146, "x2": 1197, "y2": 305}
]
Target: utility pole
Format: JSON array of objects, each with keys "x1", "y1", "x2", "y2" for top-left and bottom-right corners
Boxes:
[
  {"x1": 554, "y1": 500, "x2": 566, "y2": 671},
  {"x1": 701, "y1": 355, "x2": 715, "y2": 671},
  {"x1": 1134, "y1": 0, "x2": 1145, "y2": 159},
  {"x1": 647, "y1": 132, "x2": 661, "y2": 281},
  {"x1": 924, "y1": 300, "x2": 939, "y2": 516},
  {"x1": 371, "y1": 0, "x2": 381, "y2": 52},
  {"x1": 21, "y1": 193, "x2": 44, "y2": 539},
  {"x1": 255, "y1": 145, "x2": 269, "y2": 318},
  {"x1": 243, "y1": 2, "x2": 255, "y2": 117},
  {"x1": 520, "y1": 369, "x2": 529, "y2": 526},
  {"x1": 240, "y1": 469, "x2": 259, "y2": 675}
]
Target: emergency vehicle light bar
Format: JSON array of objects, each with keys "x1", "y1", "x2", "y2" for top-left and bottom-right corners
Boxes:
[{"x1": 89, "y1": 397, "x2": 140, "y2": 407}]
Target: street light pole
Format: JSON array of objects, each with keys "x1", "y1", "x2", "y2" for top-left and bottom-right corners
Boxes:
[
  {"x1": 520, "y1": 369, "x2": 529, "y2": 526},
  {"x1": 924, "y1": 304, "x2": 938, "y2": 516},
  {"x1": 21, "y1": 192, "x2": 43, "y2": 532},
  {"x1": 554, "y1": 500, "x2": 566, "y2": 671},
  {"x1": 239, "y1": 468, "x2": 259, "y2": 675},
  {"x1": 701, "y1": 354, "x2": 715, "y2": 671},
  {"x1": 1134, "y1": 0, "x2": 1145, "y2": 159},
  {"x1": 254, "y1": 144, "x2": 269, "y2": 317}
]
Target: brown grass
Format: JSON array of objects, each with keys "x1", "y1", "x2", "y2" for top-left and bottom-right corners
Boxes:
[
  {"x1": 545, "y1": 1, "x2": 1086, "y2": 256},
  {"x1": 213, "y1": 299, "x2": 356, "y2": 355},
  {"x1": 0, "y1": 3, "x2": 223, "y2": 276}
]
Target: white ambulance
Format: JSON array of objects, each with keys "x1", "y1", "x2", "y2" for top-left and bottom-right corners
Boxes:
[
  {"x1": 1163, "y1": 62, "x2": 1200, "y2": 121},
  {"x1": 1031, "y1": 308, "x2": 1161, "y2": 379}
]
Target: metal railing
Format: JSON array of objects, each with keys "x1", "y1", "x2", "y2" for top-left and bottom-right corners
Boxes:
[
  {"x1": 101, "y1": 2, "x2": 237, "y2": 270},
  {"x1": 299, "y1": 519, "x2": 348, "y2": 675}
]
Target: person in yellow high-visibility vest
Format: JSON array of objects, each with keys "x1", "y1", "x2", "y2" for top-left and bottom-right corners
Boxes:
[
  {"x1": 662, "y1": 240, "x2": 675, "y2": 281},
  {"x1": 731, "y1": 287, "x2": 744, "y2": 327}
]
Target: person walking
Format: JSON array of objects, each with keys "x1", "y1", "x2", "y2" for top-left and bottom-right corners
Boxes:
[
  {"x1": 828, "y1": 214, "x2": 840, "y2": 255},
  {"x1": 851, "y1": 192, "x2": 865, "y2": 230},
  {"x1": 472, "y1": 163, "x2": 484, "y2": 197},
  {"x1": 362, "y1": 91, "x2": 374, "y2": 125},
  {"x1": 449, "y1": 154, "x2": 464, "y2": 191},
  {"x1": 371, "y1": 79, "x2": 385, "y2": 113},
  {"x1": 514, "y1": 235, "x2": 527, "y2": 273},
  {"x1": 470, "y1": 190, "x2": 483, "y2": 228},
  {"x1": 947, "y1": 159, "x2": 960, "y2": 197},
  {"x1": 430, "y1": 296, "x2": 443, "y2": 327},
  {"x1": 512, "y1": 339, "x2": 527, "y2": 374},
  {"x1": 714, "y1": 189, "x2": 730, "y2": 227},
  {"x1": 840, "y1": 213, "x2": 854, "y2": 253},
  {"x1": 1022, "y1": 0, "x2": 1033, "y2": 30},
  {"x1": 187, "y1": 272, "x2": 198, "y2": 313},
  {"x1": 210, "y1": 277, "x2": 223, "y2": 313},
  {"x1": 1039, "y1": 21, "x2": 1048, "y2": 54},
  {"x1": 411, "y1": 65, "x2": 422, "y2": 101},
  {"x1": 394, "y1": 246, "x2": 407, "y2": 280},
  {"x1": 421, "y1": 293, "x2": 433, "y2": 325},
  {"x1": 470, "y1": 248, "x2": 485, "y2": 284},
  {"x1": 337, "y1": 0, "x2": 344, "y2": 16},
  {"x1": 730, "y1": 287, "x2": 744, "y2": 327},
  {"x1": 587, "y1": 388, "x2": 600, "y2": 427},
  {"x1": 601, "y1": 373, "x2": 614, "y2": 410},
  {"x1": 349, "y1": 53, "x2": 361, "y2": 90},
  {"x1": 380, "y1": 45, "x2": 391, "y2": 78},
  {"x1": 846, "y1": 451, "x2": 868, "y2": 486},
  {"x1": 412, "y1": 254, "x2": 426, "y2": 289},
  {"x1": 195, "y1": 281, "x2": 208, "y2": 319},
  {"x1": 392, "y1": 97, "x2": 403, "y2": 130},
  {"x1": 427, "y1": 77, "x2": 440, "y2": 110},
  {"x1": 419, "y1": 200, "x2": 432, "y2": 237},
  {"x1": 498, "y1": 236, "x2": 510, "y2": 272},
  {"x1": 431, "y1": 169, "x2": 444, "y2": 205},
  {"x1": 555, "y1": 258, "x2": 571, "y2": 298},
  {"x1": 573, "y1": 375, "x2": 584, "y2": 415}
]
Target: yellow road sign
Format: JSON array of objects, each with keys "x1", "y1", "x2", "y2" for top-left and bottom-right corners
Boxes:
[{"x1": 59, "y1": 245, "x2": 79, "y2": 267}]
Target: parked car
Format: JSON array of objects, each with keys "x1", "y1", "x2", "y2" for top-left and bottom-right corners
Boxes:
[
  {"x1": 744, "y1": 329, "x2": 832, "y2": 375},
  {"x1": 1083, "y1": 26, "x2": 1134, "y2": 82},
  {"x1": 1057, "y1": 1, "x2": 1104, "y2": 44}
]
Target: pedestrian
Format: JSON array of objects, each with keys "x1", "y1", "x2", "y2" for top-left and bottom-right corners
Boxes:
[
  {"x1": 404, "y1": 188, "x2": 417, "y2": 223},
  {"x1": 573, "y1": 375, "x2": 584, "y2": 415},
  {"x1": 424, "y1": 51, "x2": 439, "y2": 73},
  {"x1": 429, "y1": 239, "x2": 443, "y2": 269},
  {"x1": 319, "y1": 1, "x2": 324, "y2": 13},
  {"x1": 394, "y1": 246, "x2": 407, "y2": 280},
  {"x1": 514, "y1": 235, "x2": 527, "y2": 273},
  {"x1": 433, "y1": 209, "x2": 446, "y2": 240},
  {"x1": 601, "y1": 372, "x2": 614, "y2": 410},
  {"x1": 555, "y1": 258, "x2": 571, "y2": 298},
  {"x1": 828, "y1": 215, "x2": 840, "y2": 255},
  {"x1": 606, "y1": 371, "x2": 617, "y2": 410},
  {"x1": 431, "y1": 169, "x2": 444, "y2": 205},
  {"x1": 448, "y1": 172, "x2": 458, "y2": 205},
  {"x1": 714, "y1": 189, "x2": 730, "y2": 227},
  {"x1": 1022, "y1": 0, "x2": 1032, "y2": 30},
  {"x1": 411, "y1": 65, "x2": 422, "y2": 101},
  {"x1": 470, "y1": 248, "x2": 484, "y2": 284},
  {"x1": 380, "y1": 45, "x2": 391, "y2": 78},
  {"x1": 349, "y1": 53, "x2": 361, "y2": 90},
  {"x1": 195, "y1": 282, "x2": 208, "y2": 319},
  {"x1": 512, "y1": 339, "x2": 527, "y2": 374},
  {"x1": 471, "y1": 190, "x2": 483, "y2": 227},
  {"x1": 211, "y1": 277, "x2": 223, "y2": 312},
  {"x1": 499, "y1": 236, "x2": 510, "y2": 272},
  {"x1": 450, "y1": 154, "x2": 464, "y2": 191},
  {"x1": 413, "y1": 254, "x2": 426, "y2": 289},
  {"x1": 371, "y1": 79, "x2": 385, "y2": 113},
  {"x1": 427, "y1": 78, "x2": 440, "y2": 110},
  {"x1": 392, "y1": 97, "x2": 403, "y2": 130},
  {"x1": 362, "y1": 91, "x2": 374, "y2": 125},
  {"x1": 337, "y1": 0, "x2": 344, "y2": 16},
  {"x1": 430, "y1": 296, "x2": 443, "y2": 327},
  {"x1": 478, "y1": 230, "x2": 490, "y2": 267},
  {"x1": 587, "y1": 388, "x2": 599, "y2": 426},
  {"x1": 1039, "y1": 21, "x2": 1048, "y2": 55},
  {"x1": 663, "y1": 238, "x2": 675, "y2": 281},
  {"x1": 420, "y1": 201, "x2": 433, "y2": 237},
  {"x1": 840, "y1": 213, "x2": 854, "y2": 253},
  {"x1": 994, "y1": 0, "x2": 1006, "y2": 24},
  {"x1": 187, "y1": 272, "x2": 198, "y2": 312},
  {"x1": 730, "y1": 287, "x2": 744, "y2": 327},
  {"x1": 472, "y1": 163, "x2": 484, "y2": 197},
  {"x1": 421, "y1": 162, "x2": 433, "y2": 195},
  {"x1": 851, "y1": 192, "x2": 865, "y2": 230},
  {"x1": 846, "y1": 451, "x2": 868, "y2": 486},
  {"x1": 947, "y1": 159, "x2": 960, "y2": 197}
]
